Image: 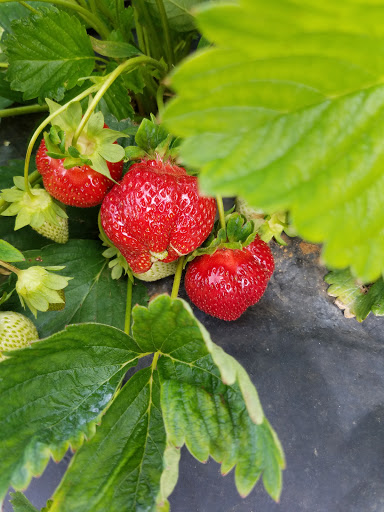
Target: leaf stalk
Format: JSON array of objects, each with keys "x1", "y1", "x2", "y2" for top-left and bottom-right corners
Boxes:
[
  {"x1": 0, "y1": 260, "x2": 20, "y2": 275},
  {"x1": 171, "y1": 256, "x2": 185, "y2": 299},
  {"x1": 124, "y1": 278, "x2": 133, "y2": 334}
]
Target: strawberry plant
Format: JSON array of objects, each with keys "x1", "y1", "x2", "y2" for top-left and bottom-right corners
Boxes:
[{"x1": 1, "y1": 0, "x2": 384, "y2": 511}]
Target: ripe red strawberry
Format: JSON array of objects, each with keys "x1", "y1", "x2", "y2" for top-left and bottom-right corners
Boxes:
[
  {"x1": 36, "y1": 138, "x2": 123, "y2": 208},
  {"x1": 100, "y1": 159, "x2": 216, "y2": 273},
  {"x1": 184, "y1": 237, "x2": 274, "y2": 321}
]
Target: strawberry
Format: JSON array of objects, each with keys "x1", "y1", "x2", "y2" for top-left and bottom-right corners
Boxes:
[
  {"x1": 100, "y1": 159, "x2": 216, "y2": 274},
  {"x1": 133, "y1": 260, "x2": 179, "y2": 282},
  {"x1": 184, "y1": 237, "x2": 274, "y2": 321},
  {"x1": 36, "y1": 138, "x2": 123, "y2": 208},
  {"x1": 35, "y1": 100, "x2": 127, "y2": 208},
  {"x1": 0, "y1": 311, "x2": 39, "y2": 360}
]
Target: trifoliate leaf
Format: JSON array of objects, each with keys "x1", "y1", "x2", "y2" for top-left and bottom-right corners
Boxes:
[
  {"x1": 325, "y1": 269, "x2": 384, "y2": 322},
  {"x1": 0, "y1": 323, "x2": 141, "y2": 504},
  {"x1": 0, "y1": 239, "x2": 24, "y2": 262},
  {"x1": 162, "y1": 0, "x2": 384, "y2": 282},
  {"x1": 4, "y1": 9, "x2": 95, "y2": 101},
  {"x1": 49, "y1": 368, "x2": 167, "y2": 512},
  {"x1": 132, "y1": 295, "x2": 285, "y2": 501}
]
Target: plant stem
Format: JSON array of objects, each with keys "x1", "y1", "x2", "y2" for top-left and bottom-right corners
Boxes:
[
  {"x1": 133, "y1": 7, "x2": 146, "y2": 53},
  {"x1": 0, "y1": 0, "x2": 110, "y2": 39},
  {"x1": 0, "y1": 261, "x2": 20, "y2": 275},
  {"x1": 216, "y1": 195, "x2": 226, "y2": 230},
  {"x1": 23, "y1": 83, "x2": 99, "y2": 198},
  {"x1": 20, "y1": 1, "x2": 38, "y2": 12},
  {"x1": 0, "y1": 63, "x2": 8, "y2": 68},
  {"x1": 0, "y1": 104, "x2": 48, "y2": 119},
  {"x1": 156, "y1": 84, "x2": 165, "y2": 114},
  {"x1": 72, "y1": 55, "x2": 166, "y2": 146},
  {"x1": 155, "y1": 0, "x2": 174, "y2": 66},
  {"x1": 124, "y1": 277, "x2": 133, "y2": 334},
  {"x1": 171, "y1": 256, "x2": 185, "y2": 299},
  {"x1": 151, "y1": 351, "x2": 159, "y2": 371}
]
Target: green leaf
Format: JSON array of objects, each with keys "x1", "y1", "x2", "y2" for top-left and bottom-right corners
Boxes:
[
  {"x1": 142, "y1": 0, "x2": 207, "y2": 32},
  {"x1": 132, "y1": 295, "x2": 285, "y2": 501},
  {"x1": 90, "y1": 36, "x2": 141, "y2": 59},
  {"x1": 0, "y1": 323, "x2": 141, "y2": 503},
  {"x1": 9, "y1": 492, "x2": 39, "y2": 512},
  {"x1": 0, "y1": 240, "x2": 148, "y2": 337},
  {"x1": 0, "y1": 72, "x2": 23, "y2": 103},
  {"x1": 0, "y1": 3, "x2": 45, "y2": 33},
  {"x1": 162, "y1": 0, "x2": 384, "y2": 282},
  {"x1": 4, "y1": 8, "x2": 95, "y2": 101},
  {"x1": 0, "y1": 239, "x2": 24, "y2": 262},
  {"x1": 49, "y1": 367, "x2": 167, "y2": 512},
  {"x1": 325, "y1": 269, "x2": 384, "y2": 322},
  {"x1": 135, "y1": 117, "x2": 169, "y2": 153}
]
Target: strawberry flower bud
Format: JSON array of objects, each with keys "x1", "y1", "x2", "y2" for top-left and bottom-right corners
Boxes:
[
  {"x1": 15, "y1": 265, "x2": 72, "y2": 317},
  {"x1": 1, "y1": 178, "x2": 68, "y2": 243}
]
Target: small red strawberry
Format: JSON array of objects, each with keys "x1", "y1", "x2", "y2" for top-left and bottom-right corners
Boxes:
[
  {"x1": 36, "y1": 100, "x2": 126, "y2": 208},
  {"x1": 36, "y1": 138, "x2": 123, "y2": 208},
  {"x1": 100, "y1": 159, "x2": 216, "y2": 273},
  {"x1": 184, "y1": 237, "x2": 274, "y2": 321}
]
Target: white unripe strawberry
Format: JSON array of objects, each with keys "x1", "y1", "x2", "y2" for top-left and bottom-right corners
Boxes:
[{"x1": 0, "y1": 311, "x2": 39, "y2": 360}]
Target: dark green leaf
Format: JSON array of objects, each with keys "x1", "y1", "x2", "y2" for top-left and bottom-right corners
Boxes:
[
  {"x1": 50, "y1": 368, "x2": 167, "y2": 512},
  {"x1": 0, "y1": 3, "x2": 45, "y2": 33},
  {"x1": 90, "y1": 36, "x2": 141, "y2": 59},
  {"x1": 162, "y1": 0, "x2": 384, "y2": 282},
  {"x1": 4, "y1": 8, "x2": 95, "y2": 101},
  {"x1": 0, "y1": 323, "x2": 141, "y2": 503},
  {"x1": 135, "y1": 117, "x2": 169, "y2": 153},
  {"x1": 0, "y1": 240, "x2": 148, "y2": 337},
  {"x1": 0, "y1": 72, "x2": 23, "y2": 103},
  {"x1": 9, "y1": 492, "x2": 38, "y2": 512},
  {"x1": 0, "y1": 238, "x2": 24, "y2": 262},
  {"x1": 142, "y1": 0, "x2": 207, "y2": 32},
  {"x1": 132, "y1": 295, "x2": 285, "y2": 500},
  {"x1": 355, "y1": 278, "x2": 384, "y2": 320}
]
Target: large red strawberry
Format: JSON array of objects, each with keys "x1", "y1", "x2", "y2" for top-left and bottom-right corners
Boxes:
[
  {"x1": 100, "y1": 159, "x2": 216, "y2": 273},
  {"x1": 36, "y1": 140, "x2": 123, "y2": 207},
  {"x1": 184, "y1": 237, "x2": 274, "y2": 321}
]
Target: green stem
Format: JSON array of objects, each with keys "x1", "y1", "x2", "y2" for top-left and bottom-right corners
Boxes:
[
  {"x1": 0, "y1": 63, "x2": 8, "y2": 68},
  {"x1": 216, "y1": 195, "x2": 226, "y2": 230},
  {"x1": 72, "y1": 55, "x2": 166, "y2": 146},
  {"x1": 0, "y1": 260, "x2": 20, "y2": 275},
  {"x1": 156, "y1": 84, "x2": 165, "y2": 114},
  {"x1": 23, "y1": 83, "x2": 99, "y2": 198},
  {"x1": 134, "y1": 7, "x2": 146, "y2": 54},
  {"x1": 0, "y1": 104, "x2": 48, "y2": 119},
  {"x1": 0, "y1": 0, "x2": 110, "y2": 39},
  {"x1": 151, "y1": 351, "x2": 159, "y2": 371},
  {"x1": 19, "y1": 0, "x2": 38, "y2": 12},
  {"x1": 155, "y1": 0, "x2": 174, "y2": 66},
  {"x1": 124, "y1": 277, "x2": 133, "y2": 334},
  {"x1": 171, "y1": 256, "x2": 185, "y2": 299},
  {"x1": 75, "y1": 0, "x2": 88, "y2": 9}
]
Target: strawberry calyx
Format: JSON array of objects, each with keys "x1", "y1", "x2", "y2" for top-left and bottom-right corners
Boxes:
[
  {"x1": 16, "y1": 265, "x2": 72, "y2": 317},
  {"x1": 1, "y1": 176, "x2": 68, "y2": 243},
  {"x1": 43, "y1": 99, "x2": 128, "y2": 182},
  {"x1": 235, "y1": 197, "x2": 296, "y2": 245},
  {"x1": 98, "y1": 212, "x2": 133, "y2": 281},
  {"x1": 124, "y1": 115, "x2": 181, "y2": 164},
  {"x1": 185, "y1": 211, "x2": 257, "y2": 265}
]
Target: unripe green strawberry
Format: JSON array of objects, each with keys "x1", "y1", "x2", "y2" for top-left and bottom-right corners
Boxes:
[
  {"x1": 32, "y1": 216, "x2": 68, "y2": 244},
  {"x1": 0, "y1": 311, "x2": 39, "y2": 360},
  {"x1": 133, "y1": 260, "x2": 178, "y2": 282}
]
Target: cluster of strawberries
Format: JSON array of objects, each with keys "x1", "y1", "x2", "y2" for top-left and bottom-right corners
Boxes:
[{"x1": 36, "y1": 126, "x2": 274, "y2": 322}]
